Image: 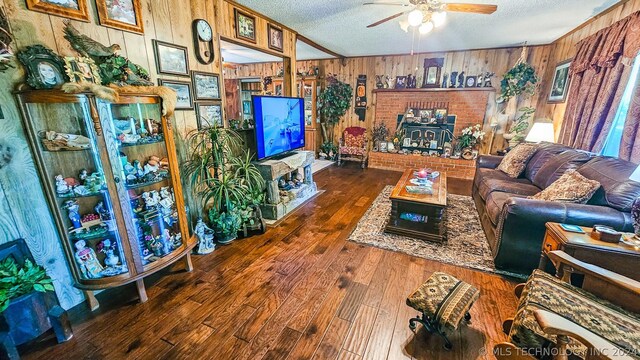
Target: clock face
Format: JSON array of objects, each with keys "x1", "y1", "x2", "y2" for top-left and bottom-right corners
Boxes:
[{"x1": 196, "y1": 20, "x2": 212, "y2": 41}]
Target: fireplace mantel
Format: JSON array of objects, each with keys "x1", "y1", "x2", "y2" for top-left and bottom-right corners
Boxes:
[{"x1": 372, "y1": 88, "x2": 496, "y2": 93}]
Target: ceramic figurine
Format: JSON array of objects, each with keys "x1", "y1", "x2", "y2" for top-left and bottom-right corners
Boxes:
[
  {"x1": 42, "y1": 131, "x2": 91, "y2": 151},
  {"x1": 450, "y1": 72, "x2": 458, "y2": 88},
  {"x1": 407, "y1": 74, "x2": 415, "y2": 88},
  {"x1": 78, "y1": 169, "x2": 88, "y2": 183},
  {"x1": 145, "y1": 235, "x2": 163, "y2": 257},
  {"x1": 457, "y1": 72, "x2": 465, "y2": 88},
  {"x1": 64, "y1": 200, "x2": 82, "y2": 229},
  {"x1": 161, "y1": 229, "x2": 173, "y2": 254},
  {"x1": 142, "y1": 190, "x2": 160, "y2": 209},
  {"x1": 73, "y1": 185, "x2": 90, "y2": 196},
  {"x1": 133, "y1": 160, "x2": 144, "y2": 178},
  {"x1": 375, "y1": 75, "x2": 384, "y2": 89},
  {"x1": 385, "y1": 75, "x2": 394, "y2": 89},
  {"x1": 442, "y1": 73, "x2": 448, "y2": 88},
  {"x1": 195, "y1": 217, "x2": 215, "y2": 254},
  {"x1": 483, "y1": 71, "x2": 495, "y2": 87},
  {"x1": 84, "y1": 173, "x2": 105, "y2": 193},
  {"x1": 98, "y1": 239, "x2": 120, "y2": 269},
  {"x1": 477, "y1": 73, "x2": 484, "y2": 88},
  {"x1": 74, "y1": 240, "x2": 104, "y2": 279},
  {"x1": 55, "y1": 174, "x2": 72, "y2": 195}
]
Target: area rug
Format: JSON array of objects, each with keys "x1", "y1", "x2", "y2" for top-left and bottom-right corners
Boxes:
[{"x1": 348, "y1": 185, "x2": 525, "y2": 279}]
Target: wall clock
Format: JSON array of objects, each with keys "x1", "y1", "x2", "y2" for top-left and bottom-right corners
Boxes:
[{"x1": 192, "y1": 19, "x2": 215, "y2": 65}]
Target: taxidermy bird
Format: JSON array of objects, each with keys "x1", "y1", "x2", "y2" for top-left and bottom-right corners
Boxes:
[
  {"x1": 0, "y1": 6, "x2": 14, "y2": 72},
  {"x1": 63, "y1": 21, "x2": 121, "y2": 58}
]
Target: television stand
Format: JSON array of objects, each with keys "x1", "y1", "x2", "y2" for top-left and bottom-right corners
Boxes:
[{"x1": 255, "y1": 151, "x2": 318, "y2": 221}]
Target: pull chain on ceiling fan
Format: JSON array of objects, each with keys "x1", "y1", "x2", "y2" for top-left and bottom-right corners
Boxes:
[{"x1": 364, "y1": 0, "x2": 497, "y2": 31}]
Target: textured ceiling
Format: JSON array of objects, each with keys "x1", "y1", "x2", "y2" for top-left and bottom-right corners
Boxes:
[
  {"x1": 220, "y1": 39, "x2": 282, "y2": 64},
  {"x1": 297, "y1": 41, "x2": 337, "y2": 60},
  {"x1": 236, "y1": 0, "x2": 620, "y2": 57}
]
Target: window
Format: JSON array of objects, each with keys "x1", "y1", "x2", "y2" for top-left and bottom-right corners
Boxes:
[{"x1": 601, "y1": 52, "x2": 640, "y2": 157}]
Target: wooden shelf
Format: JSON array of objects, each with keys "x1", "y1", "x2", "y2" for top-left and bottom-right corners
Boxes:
[{"x1": 372, "y1": 87, "x2": 496, "y2": 93}]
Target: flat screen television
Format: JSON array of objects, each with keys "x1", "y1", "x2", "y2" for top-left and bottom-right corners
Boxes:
[{"x1": 252, "y1": 95, "x2": 305, "y2": 160}]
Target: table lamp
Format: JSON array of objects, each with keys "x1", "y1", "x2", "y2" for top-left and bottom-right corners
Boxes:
[
  {"x1": 525, "y1": 121, "x2": 555, "y2": 143},
  {"x1": 630, "y1": 165, "x2": 640, "y2": 239}
]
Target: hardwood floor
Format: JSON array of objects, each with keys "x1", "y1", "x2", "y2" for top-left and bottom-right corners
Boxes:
[{"x1": 21, "y1": 165, "x2": 517, "y2": 360}]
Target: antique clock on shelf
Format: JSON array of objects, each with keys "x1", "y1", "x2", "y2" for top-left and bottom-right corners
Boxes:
[
  {"x1": 192, "y1": 18, "x2": 215, "y2": 65},
  {"x1": 15, "y1": 89, "x2": 196, "y2": 311}
]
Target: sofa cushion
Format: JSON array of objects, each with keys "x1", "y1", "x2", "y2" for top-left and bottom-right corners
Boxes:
[
  {"x1": 530, "y1": 150, "x2": 594, "y2": 189},
  {"x1": 478, "y1": 178, "x2": 540, "y2": 202},
  {"x1": 524, "y1": 142, "x2": 574, "y2": 183},
  {"x1": 508, "y1": 270, "x2": 640, "y2": 359},
  {"x1": 530, "y1": 170, "x2": 601, "y2": 204},
  {"x1": 473, "y1": 168, "x2": 532, "y2": 190},
  {"x1": 497, "y1": 144, "x2": 538, "y2": 178},
  {"x1": 485, "y1": 192, "x2": 526, "y2": 225},
  {"x1": 578, "y1": 157, "x2": 640, "y2": 212}
]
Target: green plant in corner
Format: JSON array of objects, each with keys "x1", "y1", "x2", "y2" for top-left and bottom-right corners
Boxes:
[
  {"x1": 0, "y1": 258, "x2": 54, "y2": 313},
  {"x1": 317, "y1": 74, "x2": 353, "y2": 145},
  {"x1": 319, "y1": 141, "x2": 338, "y2": 160}
]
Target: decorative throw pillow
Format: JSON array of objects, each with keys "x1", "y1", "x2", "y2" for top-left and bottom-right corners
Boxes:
[
  {"x1": 497, "y1": 144, "x2": 538, "y2": 178},
  {"x1": 530, "y1": 170, "x2": 601, "y2": 203}
]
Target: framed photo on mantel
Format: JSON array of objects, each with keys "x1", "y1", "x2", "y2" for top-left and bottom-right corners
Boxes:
[{"x1": 422, "y1": 57, "x2": 444, "y2": 88}]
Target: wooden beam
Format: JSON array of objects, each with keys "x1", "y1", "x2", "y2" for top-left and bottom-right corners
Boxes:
[{"x1": 297, "y1": 34, "x2": 345, "y2": 60}]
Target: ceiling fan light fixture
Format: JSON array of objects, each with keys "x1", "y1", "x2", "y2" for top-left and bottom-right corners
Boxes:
[
  {"x1": 432, "y1": 11, "x2": 447, "y2": 27},
  {"x1": 419, "y1": 21, "x2": 434, "y2": 34},
  {"x1": 407, "y1": 9, "x2": 424, "y2": 27},
  {"x1": 399, "y1": 19, "x2": 410, "y2": 32}
]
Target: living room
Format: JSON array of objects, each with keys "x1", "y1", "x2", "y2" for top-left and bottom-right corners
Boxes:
[{"x1": 0, "y1": 0, "x2": 639, "y2": 359}]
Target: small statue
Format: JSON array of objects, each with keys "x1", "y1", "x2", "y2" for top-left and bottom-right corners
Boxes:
[
  {"x1": 84, "y1": 172, "x2": 105, "y2": 193},
  {"x1": 98, "y1": 239, "x2": 120, "y2": 269},
  {"x1": 385, "y1": 75, "x2": 394, "y2": 89},
  {"x1": 477, "y1": 73, "x2": 484, "y2": 88},
  {"x1": 132, "y1": 160, "x2": 144, "y2": 179},
  {"x1": 194, "y1": 218, "x2": 215, "y2": 255},
  {"x1": 483, "y1": 71, "x2": 495, "y2": 87},
  {"x1": 171, "y1": 233, "x2": 182, "y2": 249},
  {"x1": 64, "y1": 200, "x2": 82, "y2": 229},
  {"x1": 74, "y1": 240, "x2": 104, "y2": 279},
  {"x1": 142, "y1": 190, "x2": 160, "y2": 209},
  {"x1": 457, "y1": 72, "x2": 465, "y2": 88},
  {"x1": 55, "y1": 174, "x2": 72, "y2": 195},
  {"x1": 375, "y1": 75, "x2": 384, "y2": 89},
  {"x1": 78, "y1": 169, "x2": 88, "y2": 183},
  {"x1": 145, "y1": 235, "x2": 163, "y2": 257},
  {"x1": 73, "y1": 185, "x2": 90, "y2": 196},
  {"x1": 161, "y1": 229, "x2": 173, "y2": 254},
  {"x1": 407, "y1": 74, "x2": 415, "y2": 88},
  {"x1": 442, "y1": 73, "x2": 449, "y2": 89},
  {"x1": 450, "y1": 72, "x2": 458, "y2": 88}
]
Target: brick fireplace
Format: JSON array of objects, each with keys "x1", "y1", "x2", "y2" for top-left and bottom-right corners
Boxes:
[{"x1": 369, "y1": 88, "x2": 494, "y2": 179}]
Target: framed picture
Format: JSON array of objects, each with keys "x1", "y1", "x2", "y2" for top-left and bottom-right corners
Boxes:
[
  {"x1": 268, "y1": 24, "x2": 283, "y2": 52},
  {"x1": 153, "y1": 40, "x2": 189, "y2": 76},
  {"x1": 191, "y1": 71, "x2": 220, "y2": 101},
  {"x1": 158, "y1": 79, "x2": 193, "y2": 110},
  {"x1": 64, "y1": 56, "x2": 101, "y2": 84},
  {"x1": 434, "y1": 108, "x2": 448, "y2": 122},
  {"x1": 419, "y1": 109, "x2": 433, "y2": 120},
  {"x1": 234, "y1": 9, "x2": 256, "y2": 43},
  {"x1": 395, "y1": 76, "x2": 407, "y2": 89},
  {"x1": 465, "y1": 76, "x2": 477, "y2": 88},
  {"x1": 196, "y1": 102, "x2": 223, "y2": 129},
  {"x1": 25, "y1": 0, "x2": 89, "y2": 22},
  {"x1": 96, "y1": 0, "x2": 143, "y2": 34},
  {"x1": 548, "y1": 59, "x2": 571, "y2": 103},
  {"x1": 422, "y1": 57, "x2": 444, "y2": 88},
  {"x1": 379, "y1": 141, "x2": 388, "y2": 152},
  {"x1": 17, "y1": 45, "x2": 67, "y2": 89},
  {"x1": 242, "y1": 100, "x2": 252, "y2": 115}
]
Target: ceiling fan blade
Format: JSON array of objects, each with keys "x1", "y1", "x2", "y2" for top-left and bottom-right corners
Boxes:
[
  {"x1": 443, "y1": 3, "x2": 497, "y2": 14},
  {"x1": 367, "y1": 11, "x2": 408, "y2": 28},
  {"x1": 363, "y1": 2, "x2": 409, "y2": 6}
]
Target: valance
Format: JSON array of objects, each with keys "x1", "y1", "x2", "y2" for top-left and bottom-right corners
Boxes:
[{"x1": 571, "y1": 11, "x2": 640, "y2": 74}]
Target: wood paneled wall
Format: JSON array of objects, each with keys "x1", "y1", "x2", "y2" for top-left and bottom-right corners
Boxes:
[
  {"x1": 535, "y1": 0, "x2": 640, "y2": 136},
  {"x1": 0, "y1": 0, "x2": 297, "y2": 309}
]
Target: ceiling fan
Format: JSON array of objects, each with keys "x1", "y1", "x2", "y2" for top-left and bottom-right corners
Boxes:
[{"x1": 364, "y1": 0, "x2": 497, "y2": 32}]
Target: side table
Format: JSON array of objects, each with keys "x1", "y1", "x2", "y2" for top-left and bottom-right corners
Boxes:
[{"x1": 539, "y1": 222, "x2": 640, "y2": 281}]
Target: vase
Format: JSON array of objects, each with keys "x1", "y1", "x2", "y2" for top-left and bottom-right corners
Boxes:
[{"x1": 461, "y1": 147, "x2": 475, "y2": 160}]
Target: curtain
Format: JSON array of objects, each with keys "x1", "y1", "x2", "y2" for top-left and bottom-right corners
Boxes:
[
  {"x1": 619, "y1": 73, "x2": 640, "y2": 163},
  {"x1": 558, "y1": 11, "x2": 640, "y2": 152}
]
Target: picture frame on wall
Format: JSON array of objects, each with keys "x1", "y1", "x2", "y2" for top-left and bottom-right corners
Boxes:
[
  {"x1": 191, "y1": 71, "x2": 220, "y2": 100},
  {"x1": 242, "y1": 100, "x2": 252, "y2": 115},
  {"x1": 158, "y1": 79, "x2": 193, "y2": 110},
  {"x1": 548, "y1": 59, "x2": 571, "y2": 103},
  {"x1": 17, "y1": 45, "x2": 68, "y2": 89},
  {"x1": 196, "y1": 102, "x2": 223, "y2": 129},
  {"x1": 95, "y1": 0, "x2": 144, "y2": 34},
  {"x1": 153, "y1": 40, "x2": 190, "y2": 76},
  {"x1": 63, "y1": 56, "x2": 101, "y2": 84},
  {"x1": 25, "y1": 0, "x2": 90, "y2": 22},
  {"x1": 268, "y1": 24, "x2": 284, "y2": 52},
  {"x1": 234, "y1": 9, "x2": 256, "y2": 43}
]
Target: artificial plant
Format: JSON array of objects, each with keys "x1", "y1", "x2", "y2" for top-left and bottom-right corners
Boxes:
[
  {"x1": 317, "y1": 75, "x2": 353, "y2": 148},
  {"x1": 372, "y1": 122, "x2": 389, "y2": 145},
  {"x1": 509, "y1": 107, "x2": 536, "y2": 143},
  {"x1": 183, "y1": 126, "x2": 264, "y2": 242},
  {"x1": 499, "y1": 62, "x2": 538, "y2": 104},
  {"x1": 0, "y1": 258, "x2": 54, "y2": 313}
]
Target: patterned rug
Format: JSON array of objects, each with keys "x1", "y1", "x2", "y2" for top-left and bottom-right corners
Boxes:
[{"x1": 348, "y1": 185, "x2": 525, "y2": 279}]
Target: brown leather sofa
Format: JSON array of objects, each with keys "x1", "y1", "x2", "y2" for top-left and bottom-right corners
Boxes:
[{"x1": 473, "y1": 142, "x2": 640, "y2": 274}]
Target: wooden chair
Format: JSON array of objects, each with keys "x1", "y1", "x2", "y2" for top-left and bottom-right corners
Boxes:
[
  {"x1": 337, "y1": 127, "x2": 368, "y2": 168},
  {"x1": 495, "y1": 251, "x2": 640, "y2": 360}
]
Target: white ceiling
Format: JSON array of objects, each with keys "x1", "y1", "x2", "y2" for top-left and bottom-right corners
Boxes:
[
  {"x1": 220, "y1": 39, "x2": 282, "y2": 64},
  {"x1": 236, "y1": 0, "x2": 621, "y2": 57},
  {"x1": 297, "y1": 41, "x2": 337, "y2": 60}
]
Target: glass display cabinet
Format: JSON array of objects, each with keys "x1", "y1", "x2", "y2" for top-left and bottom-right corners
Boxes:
[{"x1": 15, "y1": 90, "x2": 195, "y2": 310}]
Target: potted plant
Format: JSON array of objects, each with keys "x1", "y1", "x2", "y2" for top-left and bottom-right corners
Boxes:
[
  {"x1": 456, "y1": 124, "x2": 486, "y2": 159},
  {"x1": 319, "y1": 141, "x2": 338, "y2": 160},
  {"x1": 184, "y1": 126, "x2": 264, "y2": 244},
  {"x1": 0, "y1": 257, "x2": 55, "y2": 313},
  {"x1": 503, "y1": 107, "x2": 535, "y2": 146},
  {"x1": 371, "y1": 122, "x2": 389, "y2": 151},
  {"x1": 317, "y1": 75, "x2": 353, "y2": 145},
  {"x1": 498, "y1": 62, "x2": 538, "y2": 104}
]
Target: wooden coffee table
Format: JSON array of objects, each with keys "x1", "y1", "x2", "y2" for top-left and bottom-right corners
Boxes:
[{"x1": 385, "y1": 169, "x2": 447, "y2": 243}]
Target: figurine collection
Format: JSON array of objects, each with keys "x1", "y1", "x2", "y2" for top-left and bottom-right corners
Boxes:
[
  {"x1": 120, "y1": 153, "x2": 170, "y2": 186},
  {"x1": 375, "y1": 70, "x2": 494, "y2": 89},
  {"x1": 113, "y1": 117, "x2": 164, "y2": 146},
  {"x1": 55, "y1": 169, "x2": 106, "y2": 197}
]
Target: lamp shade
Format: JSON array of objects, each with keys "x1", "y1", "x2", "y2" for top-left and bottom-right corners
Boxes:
[
  {"x1": 525, "y1": 122, "x2": 555, "y2": 143},
  {"x1": 630, "y1": 164, "x2": 640, "y2": 183}
]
